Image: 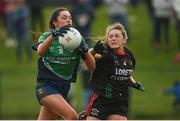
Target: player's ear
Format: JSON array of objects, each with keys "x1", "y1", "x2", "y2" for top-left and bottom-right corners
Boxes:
[
  {"x1": 122, "y1": 38, "x2": 127, "y2": 45},
  {"x1": 53, "y1": 20, "x2": 58, "y2": 27}
]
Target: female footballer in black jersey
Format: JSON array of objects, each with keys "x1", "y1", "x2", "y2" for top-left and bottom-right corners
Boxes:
[{"x1": 81, "y1": 23, "x2": 144, "y2": 120}]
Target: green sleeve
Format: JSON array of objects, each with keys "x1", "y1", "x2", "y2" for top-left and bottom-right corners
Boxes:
[{"x1": 38, "y1": 32, "x2": 51, "y2": 43}]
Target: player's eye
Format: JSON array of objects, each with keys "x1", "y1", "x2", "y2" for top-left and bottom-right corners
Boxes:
[
  {"x1": 61, "y1": 16, "x2": 67, "y2": 20},
  {"x1": 69, "y1": 16, "x2": 72, "y2": 20},
  {"x1": 109, "y1": 34, "x2": 113, "y2": 39},
  {"x1": 61, "y1": 15, "x2": 72, "y2": 21},
  {"x1": 115, "y1": 34, "x2": 120, "y2": 38}
]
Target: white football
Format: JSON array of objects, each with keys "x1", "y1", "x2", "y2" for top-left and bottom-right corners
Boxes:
[{"x1": 58, "y1": 27, "x2": 82, "y2": 51}]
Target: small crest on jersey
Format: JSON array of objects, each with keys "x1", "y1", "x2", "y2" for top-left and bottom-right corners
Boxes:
[
  {"x1": 91, "y1": 108, "x2": 99, "y2": 116},
  {"x1": 37, "y1": 87, "x2": 47, "y2": 99},
  {"x1": 123, "y1": 61, "x2": 127, "y2": 66},
  {"x1": 121, "y1": 58, "x2": 133, "y2": 67}
]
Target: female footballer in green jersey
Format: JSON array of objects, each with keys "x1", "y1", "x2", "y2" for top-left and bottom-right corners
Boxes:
[{"x1": 34, "y1": 7, "x2": 95, "y2": 120}]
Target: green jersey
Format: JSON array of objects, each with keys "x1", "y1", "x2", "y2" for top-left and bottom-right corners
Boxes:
[{"x1": 38, "y1": 32, "x2": 81, "y2": 80}]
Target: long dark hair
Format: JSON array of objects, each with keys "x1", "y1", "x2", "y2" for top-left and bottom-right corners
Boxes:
[
  {"x1": 31, "y1": 8, "x2": 68, "y2": 41},
  {"x1": 49, "y1": 7, "x2": 68, "y2": 29}
]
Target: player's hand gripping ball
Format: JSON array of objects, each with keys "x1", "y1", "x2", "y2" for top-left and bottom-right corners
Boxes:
[{"x1": 58, "y1": 27, "x2": 82, "y2": 51}]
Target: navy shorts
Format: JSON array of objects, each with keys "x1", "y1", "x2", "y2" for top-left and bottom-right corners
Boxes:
[{"x1": 36, "y1": 80, "x2": 71, "y2": 104}]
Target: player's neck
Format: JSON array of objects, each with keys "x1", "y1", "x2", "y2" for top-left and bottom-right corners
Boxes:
[{"x1": 114, "y1": 49, "x2": 125, "y2": 56}]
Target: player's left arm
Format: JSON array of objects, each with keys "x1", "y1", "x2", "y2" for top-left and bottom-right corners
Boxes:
[
  {"x1": 129, "y1": 76, "x2": 145, "y2": 92},
  {"x1": 79, "y1": 38, "x2": 96, "y2": 71}
]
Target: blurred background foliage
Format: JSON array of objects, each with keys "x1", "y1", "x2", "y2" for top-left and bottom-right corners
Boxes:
[{"x1": 0, "y1": 0, "x2": 180, "y2": 119}]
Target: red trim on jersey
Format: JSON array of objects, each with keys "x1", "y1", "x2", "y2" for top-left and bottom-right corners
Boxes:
[
  {"x1": 115, "y1": 49, "x2": 125, "y2": 56},
  {"x1": 85, "y1": 92, "x2": 98, "y2": 116}
]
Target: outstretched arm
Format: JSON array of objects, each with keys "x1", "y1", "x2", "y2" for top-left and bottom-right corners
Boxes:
[
  {"x1": 90, "y1": 48, "x2": 103, "y2": 60},
  {"x1": 129, "y1": 76, "x2": 145, "y2": 92},
  {"x1": 89, "y1": 40, "x2": 109, "y2": 60}
]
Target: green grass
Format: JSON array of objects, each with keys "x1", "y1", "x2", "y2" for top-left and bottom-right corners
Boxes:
[{"x1": 0, "y1": 3, "x2": 180, "y2": 119}]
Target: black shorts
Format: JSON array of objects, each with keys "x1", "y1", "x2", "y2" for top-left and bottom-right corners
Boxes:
[{"x1": 85, "y1": 93, "x2": 128, "y2": 120}]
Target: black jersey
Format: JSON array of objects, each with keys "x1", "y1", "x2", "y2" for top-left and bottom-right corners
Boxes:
[{"x1": 91, "y1": 45, "x2": 136, "y2": 99}]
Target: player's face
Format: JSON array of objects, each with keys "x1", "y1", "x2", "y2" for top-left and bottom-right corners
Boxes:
[
  {"x1": 107, "y1": 29, "x2": 126, "y2": 50},
  {"x1": 54, "y1": 10, "x2": 72, "y2": 28}
]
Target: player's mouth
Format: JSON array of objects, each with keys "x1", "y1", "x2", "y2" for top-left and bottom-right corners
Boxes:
[{"x1": 111, "y1": 42, "x2": 118, "y2": 46}]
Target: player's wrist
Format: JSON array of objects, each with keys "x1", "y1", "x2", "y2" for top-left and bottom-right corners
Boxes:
[
  {"x1": 50, "y1": 29, "x2": 58, "y2": 37},
  {"x1": 132, "y1": 82, "x2": 145, "y2": 91},
  {"x1": 83, "y1": 47, "x2": 89, "y2": 53}
]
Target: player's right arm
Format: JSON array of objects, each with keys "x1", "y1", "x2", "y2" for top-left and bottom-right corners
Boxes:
[
  {"x1": 90, "y1": 40, "x2": 108, "y2": 60},
  {"x1": 90, "y1": 48, "x2": 103, "y2": 60},
  {"x1": 37, "y1": 26, "x2": 70, "y2": 56},
  {"x1": 37, "y1": 35, "x2": 54, "y2": 56}
]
